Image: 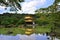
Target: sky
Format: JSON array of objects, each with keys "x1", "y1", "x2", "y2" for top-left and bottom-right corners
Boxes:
[{"x1": 0, "y1": 0, "x2": 55, "y2": 14}]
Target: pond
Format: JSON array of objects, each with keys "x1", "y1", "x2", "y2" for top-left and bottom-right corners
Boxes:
[{"x1": 0, "y1": 33, "x2": 60, "y2": 40}]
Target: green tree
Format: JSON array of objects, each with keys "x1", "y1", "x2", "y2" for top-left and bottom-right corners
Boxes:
[
  {"x1": 0, "y1": 0, "x2": 24, "y2": 10},
  {"x1": 16, "y1": 19, "x2": 25, "y2": 26}
]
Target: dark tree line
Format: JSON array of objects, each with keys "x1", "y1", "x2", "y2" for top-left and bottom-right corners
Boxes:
[{"x1": 0, "y1": 11, "x2": 60, "y2": 28}]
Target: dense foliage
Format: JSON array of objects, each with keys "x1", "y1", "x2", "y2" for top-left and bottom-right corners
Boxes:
[
  {"x1": 0, "y1": 11, "x2": 60, "y2": 28},
  {"x1": 0, "y1": 13, "x2": 25, "y2": 27}
]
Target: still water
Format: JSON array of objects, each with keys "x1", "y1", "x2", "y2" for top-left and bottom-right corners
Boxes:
[{"x1": 0, "y1": 33, "x2": 60, "y2": 40}]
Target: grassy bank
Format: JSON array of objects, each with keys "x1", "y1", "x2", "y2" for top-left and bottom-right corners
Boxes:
[
  {"x1": 0, "y1": 26, "x2": 60, "y2": 35},
  {"x1": 35, "y1": 26, "x2": 51, "y2": 33},
  {"x1": 0, "y1": 28, "x2": 25, "y2": 35},
  {"x1": 0, "y1": 26, "x2": 52, "y2": 35}
]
